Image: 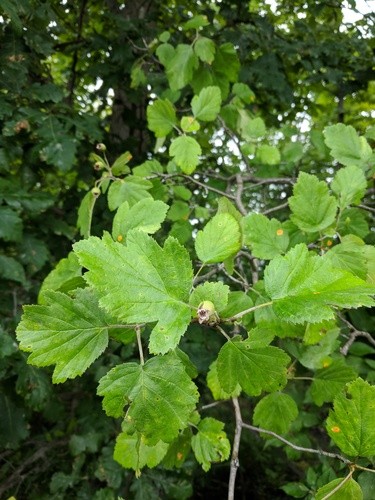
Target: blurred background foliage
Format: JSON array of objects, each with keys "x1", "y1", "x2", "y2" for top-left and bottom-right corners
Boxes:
[{"x1": 0, "y1": 0, "x2": 374, "y2": 498}]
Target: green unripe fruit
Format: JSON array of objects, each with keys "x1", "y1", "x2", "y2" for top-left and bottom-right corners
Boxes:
[
  {"x1": 197, "y1": 300, "x2": 218, "y2": 325},
  {"x1": 91, "y1": 186, "x2": 101, "y2": 197},
  {"x1": 96, "y1": 143, "x2": 107, "y2": 151}
]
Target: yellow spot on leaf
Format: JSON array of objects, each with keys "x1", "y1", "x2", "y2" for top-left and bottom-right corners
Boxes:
[
  {"x1": 313, "y1": 291, "x2": 321, "y2": 295},
  {"x1": 117, "y1": 234, "x2": 123, "y2": 242},
  {"x1": 331, "y1": 426, "x2": 341, "y2": 433},
  {"x1": 177, "y1": 452, "x2": 183, "y2": 460},
  {"x1": 322, "y1": 361, "x2": 330, "y2": 368},
  {"x1": 276, "y1": 229, "x2": 284, "y2": 236},
  {"x1": 327, "y1": 240, "x2": 333, "y2": 247}
]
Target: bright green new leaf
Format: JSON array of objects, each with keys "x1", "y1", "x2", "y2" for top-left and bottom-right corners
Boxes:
[
  {"x1": 166, "y1": 44, "x2": 199, "y2": 90},
  {"x1": 289, "y1": 172, "x2": 338, "y2": 232},
  {"x1": 331, "y1": 165, "x2": 367, "y2": 209},
  {"x1": 253, "y1": 392, "x2": 298, "y2": 435},
  {"x1": 220, "y1": 291, "x2": 254, "y2": 324},
  {"x1": 107, "y1": 177, "x2": 152, "y2": 210},
  {"x1": 337, "y1": 208, "x2": 369, "y2": 238},
  {"x1": 97, "y1": 355, "x2": 199, "y2": 443},
  {"x1": 207, "y1": 360, "x2": 241, "y2": 400},
  {"x1": 180, "y1": 116, "x2": 200, "y2": 133},
  {"x1": 191, "y1": 417, "x2": 230, "y2": 472},
  {"x1": 156, "y1": 43, "x2": 174, "y2": 66},
  {"x1": 195, "y1": 213, "x2": 241, "y2": 264},
  {"x1": 194, "y1": 36, "x2": 215, "y2": 64},
  {"x1": 239, "y1": 113, "x2": 266, "y2": 140},
  {"x1": 265, "y1": 244, "x2": 375, "y2": 324},
  {"x1": 112, "y1": 199, "x2": 169, "y2": 241},
  {"x1": 147, "y1": 99, "x2": 177, "y2": 138},
  {"x1": 324, "y1": 123, "x2": 372, "y2": 170},
  {"x1": 183, "y1": 14, "x2": 209, "y2": 30},
  {"x1": 38, "y1": 252, "x2": 82, "y2": 304},
  {"x1": 16, "y1": 288, "x2": 113, "y2": 383},
  {"x1": 323, "y1": 239, "x2": 368, "y2": 280},
  {"x1": 191, "y1": 86, "x2": 221, "y2": 122},
  {"x1": 316, "y1": 478, "x2": 363, "y2": 500},
  {"x1": 232, "y1": 83, "x2": 255, "y2": 104},
  {"x1": 256, "y1": 144, "x2": 281, "y2": 165},
  {"x1": 111, "y1": 151, "x2": 132, "y2": 175},
  {"x1": 132, "y1": 159, "x2": 163, "y2": 177},
  {"x1": 242, "y1": 213, "x2": 289, "y2": 259},
  {"x1": 169, "y1": 136, "x2": 201, "y2": 174},
  {"x1": 0, "y1": 206, "x2": 22, "y2": 241},
  {"x1": 74, "y1": 231, "x2": 193, "y2": 354},
  {"x1": 114, "y1": 431, "x2": 168, "y2": 471},
  {"x1": 189, "y1": 282, "x2": 229, "y2": 314},
  {"x1": 326, "y1": 377, "x2": 375, "y2": 457},
  {"x1": 217, "y1": 336, "x2": 290, "y2": 396},
  {"x1": 217, "y1": 197, "x2": 242, "y2": 224},
  {"x1": 310, "y1": 359, "x2": 357, "y2": 406}
]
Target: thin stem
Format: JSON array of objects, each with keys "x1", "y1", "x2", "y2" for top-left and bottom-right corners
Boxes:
[
  {"x1": 262, "y1": 201, "x2": 289, "y2": 215},
  {"x1": 216, "y1": 324, "x2": 231, "y2": 341},
  {"x1": 193, "y1": 263, "x2": 206, "y2": 284},
  {"x1": 293, "y1": 376, "x2": 314, "y2": 381},
  {"x1": 228, "y1": 398, "x2": 243, "y2": 500},
  {"x1": 234, "y1": 173, "x2": 247, "y2": 215},
  {"x1": 200, "y1": 401, "x2": 225, "y2": 411},
  {"x1": 353, "y1": 464, "x2": 375, "y2": 474},
  {"x1": 227, "y1": 301, "x2": 273, "y2": 322},
  {"x1": 241, "y1": 423, "x2": 351, "y2": 464},
  {"x1": 136, "y1": 325, "x2": 144, "y2": 365},
  {"x1": 321, "y1": 469, "x2": 354, "y2": 500},
  {"x1": 339, "y1": 316, "x2": 375, "y2": 355}
]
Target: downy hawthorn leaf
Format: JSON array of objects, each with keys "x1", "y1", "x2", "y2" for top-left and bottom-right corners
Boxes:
[
  {"x1": 16, "y1": 288, "x2": 113, "y2": 383},
  {"x1": 220, "y1": 291, "x2": 254, "y2": 325},
  {"x1": 162, "y1": 428, "x2": 192, "y2": 469},
  {"x1": 74, "y1": 231, "x2": 193, "y2": 354},
  {"x1": 114, "y1": 431, "x2": 168, "y2": 471},
  {"x1": 331, "y1": 166, "x2": 367, "y2": 209},
  {"x1": 191, "y1": 417, "x2": 231, "y2": 472},
  {"x1": 216, "y1": 335, "x2": 290, "y2": 396},
  {"x1": 253, "y1": 392, "x2": 298, "y2": 435},
  {"x1": 242, "y1": 213, "x2": 289, "y2": 259},
  {"x1": 112, "y1": 199, "x2": 169, "y2": 242},
  {"x1": 180, "y1": 116, "x2": 200, "y2": 133},
  {"x1": 207, "y1": 360, "x2": 241, "y2": 400},
  {"x1": 111, "y1": 151, "x2": 132, "y2": 176},
  {"x1": 165, "y1": 44, "x2": 199, "y2": 90},
  {"x1": 326, "y1": 377, "x2": 375, "y2": 457},
  {"x1": 256, "y1": 144, "x2": 281, "y2": 165},
  {"x1": 264, "y1": 244, "x2": 375, "y2": 324},
  {"x1": 316, "y1": 478, "x2": 363, "y2": 500},
  {"x1": 324, "y1": 123, "x2": 372, "y2": 170},
  {"x1": 183, "y1": 15, "x2": 209, "y2": 30},
  {"x1": 77, "y1": 190, "x2": 96, "y2": 238},
  {"x1": 169, "y1": 135, "x2": 201, "y2": 174},
  {"x1": 289, "y1": 172, "x2": 338, "y2": 232},
  {"x1": 189, "y1": 282, "x2": 229, "y2": 314},
  {"x1": 38, "y1": 252, "x2": 82, "y2": 304},
  {"x1": 97, "y1": 355, "x2": 199, "y2": 443},
  {"x1": 337, "y1": 208, "x2": 369, "y2": 238},
  {"x1": 310, "y1": 359, "x2": 357, "y2": 406},
  {"x1": 194, "y1": 36, "x2": 215, "y2": 64},
  {"x1": 0, "y1": 255, "x2": 26, "y2": 284},
  {"x1": 323, "y1": 239, "x2": 368, "y2": 281},
  {"x1": 0, "y1": 206, "x2": 22, "y2": 241},
  {"x1": 195, "y1": 213, "x2": 241, "y2": 264},
  {"x1": 191, "y1": 86, "x2": 221, "y2": 122},
  {"x1": 107, "y1": 177, "x2": 152, "y2": 211},
  {"x1": 147, "y1": 99, "x2": 177, "y2": 138}
]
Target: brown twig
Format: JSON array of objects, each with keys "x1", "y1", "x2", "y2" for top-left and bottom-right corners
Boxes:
[
  {"x1": 339, "y1": 316, "x2": 375, "y2": 355},
  {"x1": 228, "y1": 398, "x2": 243, "y2": 500}
]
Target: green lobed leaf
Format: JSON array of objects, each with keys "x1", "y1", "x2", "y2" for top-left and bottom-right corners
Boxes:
[
  {"x1": 337, "y1": 208, "x2": 369, "y2": 238},
  {"x1": 38, "y1": 252, "x2": 82, "y2": 304},
  {"x1": 220, "y1": 291, "x2": 254, "y2": 324},
  {"x1": 217, "y1": 335, "x2": 290, "y2": 396},
  {"x1": 331, "y1": 166, "x2": 367, "y2": 209},
  {"x1": 114, "y1": 431, "x2": 168, "y2": 471},
  {"x1": 19, "y1": 235, "x2": 49, "y2": 272},
  {"x1": 162, "y1": 428, "x2": 192, "y2": 469},
  {"x1": 264, "y1": 244, "x2": 375, "y2": 324},
  {"x1": 289, "y1": 172, "x2": 338, "y2": 232},
  {"x1": 147, "y1": 99, "x2": 177, "y2": 138},
  {"x1": 74, "y1": 231, "x2": 193, "y2": 354},
  {"x1": 189, "y1": 282, "x2": 229, "y2": 314},
  {"x1": 112, "y1": 198, "x2": 169, "y2": 242},
  {"x1": 324, "y1": 123, "x2": 372, "y2": 170},
  {"x1": 191, "y1": 417, "x2": 231, "y2": 472},
  {"x1": 165, "y1": 44, "x2": 199, "y2": 90},
  {"x1": 323, "y1": 238, "x2": 368, "y2": 281},
  {"x1": 107, "y1": 177, "x2": 152, "y2": 210},
  {"x1": 169, "y1": 136, "x2": 201, "y2": 174},
  {"x1": 315, "y1": 477, "x2": 363, "y2": 500},
  {"x1": 242, "y1": 213, "x2": 289, "y2": 259},
  {"x1": 253, "y1": 392, "x2": 298, "y2": 435},
  {"x1": 111, "y1": 151, "x2": 132, "y2": 176},
  {"x1": 212, "y1": 43, "x2": 240, "y2": 82},
  {"x1": 232, "y1": 83, "x2": 255, "y2": 104},
  {"x1": 194, "y1": 37, "x2": 216, "y2": 64},
  {"x1": 0, "y1": 255, "x2": 26, "y2": 284},
  {"x1": 195, "y1": 213, "x2": 241, "y2": 264},
  {"x1": 217, "y1": 197, "x2": 243, "y2": 224},
  {"x1": 97, "y1": 355, "x2": 199, "y2": 443},
  {"x1": 180, "y1": 116, "x2": 200, "y2": 133},
  {"x1": 326, "y1": 377, "x2": 375, "y2": 457},
  {"x1": 0, "y1": 393, "x2": 29, "y2": 447},
  {"x1": 310, "y1": 359, "x2": 357, "y2": 406},
  {"x1": 238, "y1": 113, "x2": 266, "y2": 140},
  {"x1": 207, "y1": 360, "x2": 241, "y2": 400},
  {"x1": 191, "y1": 86, "x2": 222, "y2": 122},
  {"x1": 77, "y1": 190, "x2": 96, "y2": 238},
  {"x1": 16, "y1": 288, "x2": 113, "y2": 383}
]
